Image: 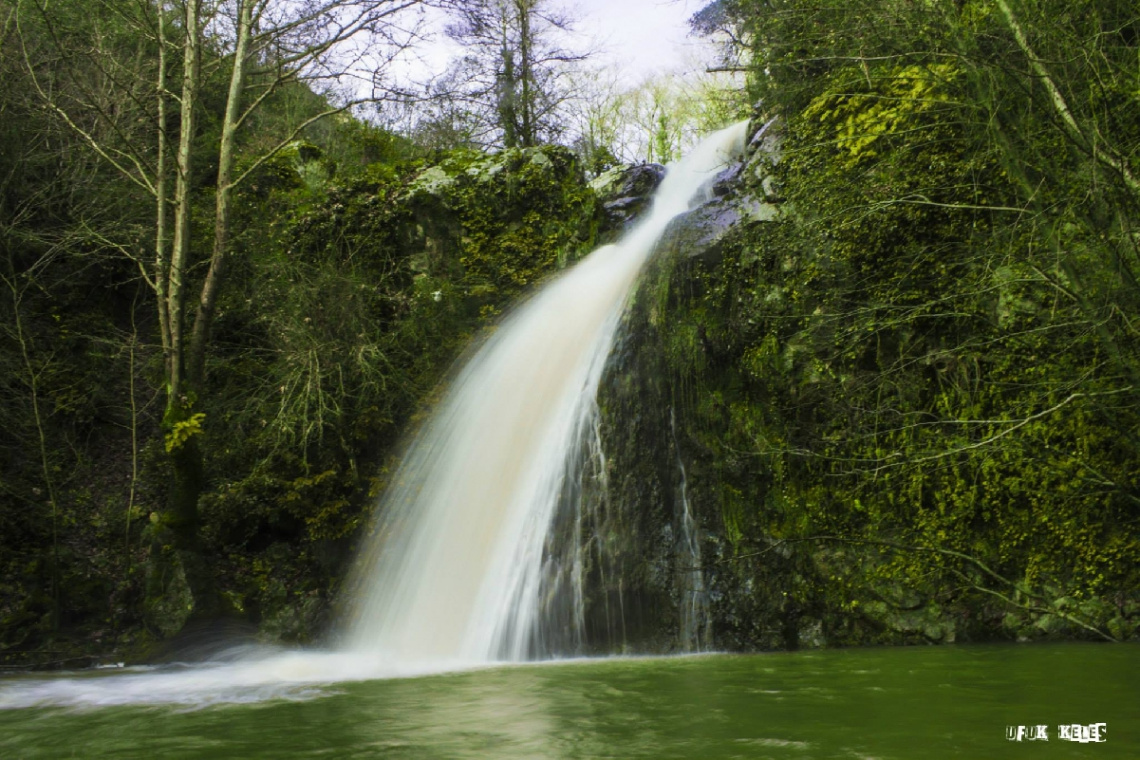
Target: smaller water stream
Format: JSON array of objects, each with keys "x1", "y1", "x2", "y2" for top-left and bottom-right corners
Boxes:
[{"x1": 671, "y1": 408, "x2": 709, "y2": 652}]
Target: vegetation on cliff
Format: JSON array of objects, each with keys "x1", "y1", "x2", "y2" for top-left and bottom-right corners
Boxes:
[
  {"x1": 2, "y1": 0, "x2": 1137, "y2": 664},
  {"x1": 603, "y1": 0, "x2": 1138, "y2": 647}
]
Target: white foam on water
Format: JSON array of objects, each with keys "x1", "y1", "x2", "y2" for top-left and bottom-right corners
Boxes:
[{"x1": 0, "y1": 650, "x2": 480, "y2": 709}]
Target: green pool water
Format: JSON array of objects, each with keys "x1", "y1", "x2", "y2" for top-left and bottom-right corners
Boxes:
[{"x1": 0, "y1": 643, "x2": 1135, "y2": 758}]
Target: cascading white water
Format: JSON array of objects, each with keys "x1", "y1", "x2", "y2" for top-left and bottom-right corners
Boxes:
[
  {"x1": 0, "y1": 122, "x2": 750, "y2": 712},
  {"x1": 341, "y1": 120, "x2": 750, "y2": 664}
]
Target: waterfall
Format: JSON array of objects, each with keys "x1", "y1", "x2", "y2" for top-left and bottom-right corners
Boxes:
[
  {"x1": 672, "y1": 408, "x2": 709, "y2": 652},
  {"x1": 0, "y1": 123, "x2": 748, "y2": 711},
  {"x1": 340, "y1": 121, "x2": 749, "y2": 664}
]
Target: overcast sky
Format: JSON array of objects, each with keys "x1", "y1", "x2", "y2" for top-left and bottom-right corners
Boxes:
[
  {"x1": 392, "y1": 0, "x2": 714, "y2": 92},
  {"x1": 573, "y1": 0, "x2": 710, "y2": 85}
]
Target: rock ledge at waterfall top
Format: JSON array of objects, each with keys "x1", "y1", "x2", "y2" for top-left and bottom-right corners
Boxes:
[
  {"x1": 653, "y1": 119, "x2": 785, "y2": 266},
  {"x1": 589, "y1": 163, "x2": 667, "y2": 233}
]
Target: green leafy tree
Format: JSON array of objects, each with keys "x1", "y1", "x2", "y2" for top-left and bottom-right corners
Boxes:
[{"x1": 12, "y1": 0, "x2": 425, "y2": 628}]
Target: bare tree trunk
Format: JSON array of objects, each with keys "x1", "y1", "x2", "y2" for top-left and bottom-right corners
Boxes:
[
  {"x1": 166, "y1": 0, "x2": 200, "y2": 413},
  {"x1": 124, "y1": 306, "x2": 139, "y2": 580},
  {"x1": 515, "y1": 0, "x2": 533, "y2": 147},
  {"x1": 150, "y1": 0, "x2": 223, "y2": 627},
  {"x1": 154, "y1": 2, "x2": 172, "y2": 378},
  {"x1": 2, "y1": 271, "x2": 61, "y2": 630},
  {"x1": 497, "y1": 21, "x2": 518, "y2": 148},
  {"x1": 994, "y1": 0, "x2": 1140, "y2": 197},
  {"x1": 187, "y1": 0, "x2": 253, "y2": 387}
]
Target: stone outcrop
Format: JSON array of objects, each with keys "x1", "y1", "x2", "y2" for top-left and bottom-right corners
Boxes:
[
  {"x1": 589, "y1": 163, "x2": 667, "y2": 233},
  {"x1": 577, "y1": 118, "x2": 799, "y2": 654}
]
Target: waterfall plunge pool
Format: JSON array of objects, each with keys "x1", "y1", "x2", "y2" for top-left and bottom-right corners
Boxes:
[{"x1": 1, "y1": 642, "x2": 1136, "y2": 758}]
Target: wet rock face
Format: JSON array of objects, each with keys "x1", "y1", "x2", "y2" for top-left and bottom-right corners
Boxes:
[
  {"x1": 589, "y1": 163, "x2": 667, "y2": 232},
  {"x1": 580, "y1": 325, "x2": 687, "y2": 655},
  {"x1": 657, "y1": 198, "x2": 747, "y2": 265},
  {"x1": 710, "y1": 162, "x2": 744, "y2": 197},
  {"x1": 587, "y1": 116, "x2": 970, "y2": 654},
  {"x1": 590, "y1": 163, "x2": 667, "y2": 204},
  {"x1": 583, "y1": 118, "x2": 802, "y2": 654},
  {"x1": 652, "y1": 121, "x2": 784, "y2": 267},
  {"x1": 589, "y1": 116, "x2": 1027, "y2": 653}
]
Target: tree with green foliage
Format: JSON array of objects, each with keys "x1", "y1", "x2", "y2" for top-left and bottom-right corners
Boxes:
[
  {"x1": 10, "y1": 0, "x2": 425, "y2": 628},
  {"x1": 567, "y1": 65, "x2": 745, "y2": 167}
]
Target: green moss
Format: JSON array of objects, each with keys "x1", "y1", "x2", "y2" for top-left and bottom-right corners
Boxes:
[{"x1": 600, "y1": 52, "x2": 1138, "y2": 646}]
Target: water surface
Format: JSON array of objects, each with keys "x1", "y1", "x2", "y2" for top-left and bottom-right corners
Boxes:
[{"x1": 1, "y1": 643, "x2": 1135, "y2": 758}]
